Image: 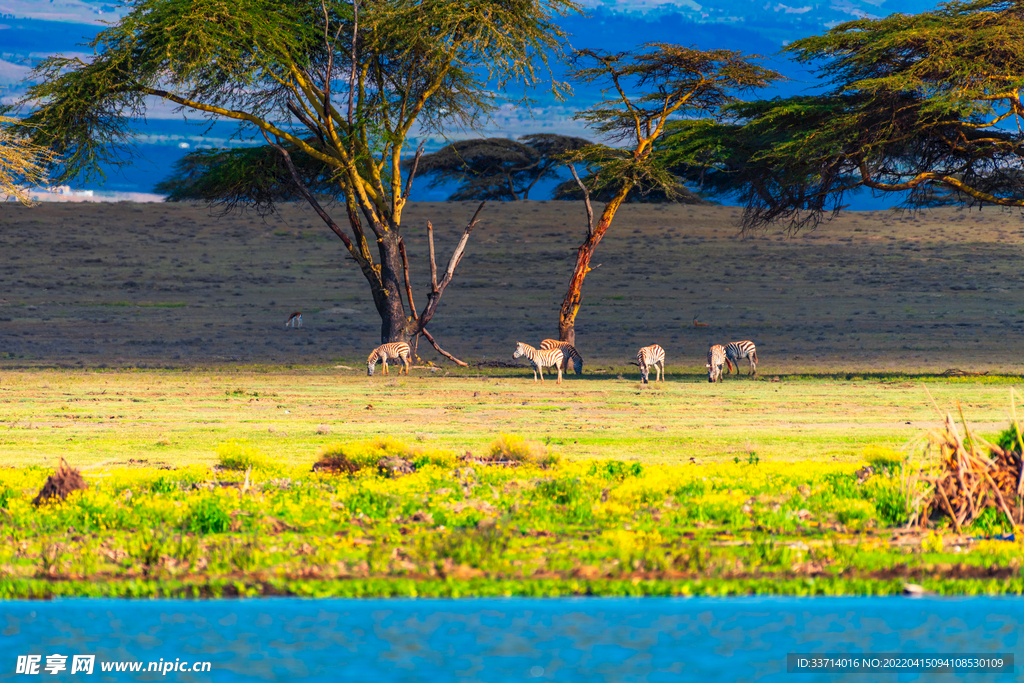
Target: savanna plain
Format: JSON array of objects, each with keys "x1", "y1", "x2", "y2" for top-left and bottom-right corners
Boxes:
[{"x1": 1, "y1": 200, "x2": 1023, "y2": 598}]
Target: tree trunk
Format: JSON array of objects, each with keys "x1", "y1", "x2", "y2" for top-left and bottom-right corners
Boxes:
[
  {"x1": 557, "y1": 187, "x2": 630, "y2": 344},
  {"x1": 376, "y1": 232, "x2": 413, "y2": 343}
]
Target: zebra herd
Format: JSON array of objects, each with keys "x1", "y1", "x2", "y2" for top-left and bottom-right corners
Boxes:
[
  {"x1": 708, "y1": 340, "x2": 758, "y2": 384},
  {"x1": 366, "y1": 339, "x2": 758, "y2": 384}
]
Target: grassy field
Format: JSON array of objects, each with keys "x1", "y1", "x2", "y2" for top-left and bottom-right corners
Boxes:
[
  {"x1": 0, "y1": 368, "x2": 1020, "y2": 468},
  {"x1": 2, "y1": 406, "x2": 1022, "y2": 599},
  {"x1": 1, "y1": 200, "x2": 1022, "y2": 597},
  {"x1": 1, "y1": 368, "x2": 1023, "y2": 598}
]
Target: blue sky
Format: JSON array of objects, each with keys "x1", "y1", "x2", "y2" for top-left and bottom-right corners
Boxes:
[{"x1": 0, "y1": 0, "x2": 942, "y2": 201}]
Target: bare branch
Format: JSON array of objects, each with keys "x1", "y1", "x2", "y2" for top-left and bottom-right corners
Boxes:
[
  {"x1": 347, "y1": 0, "x2": 359, "y2": 126},
  {"x1": 568, "y1": 162, "x2": 594, "y2": 237},
  {"x1": 420, "y1": 327, "x2": 468, "y2": 367},
  {"x1": 399, "y1": 238, "x2": 417, "y2": 320},
  {"x1": 427, "y1": 220, "x2": 439, "y2": 291},
  {"x1": 417, "y1": 201, "x2": 486, "y2": 328},
  {"x1": 260, "y1": 129, "x2": 354, "y2": 252},
  {"x1": 441, "y1": 200, "x2": 486, "y2": 278},
  {"x1": 320, "y1": 0, "x2": 345, "y2": 144},
  {"x1": 403, "y1": 139, "x2": 426, "y2": 201}
]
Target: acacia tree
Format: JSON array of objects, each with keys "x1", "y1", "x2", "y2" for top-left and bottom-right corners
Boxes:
[
  {"x1": 555, "y1": 45, "x2": 780, "y2": 344},
  {"x1": 0, "y1": 116, "x2": 57, "y2": 205},
  {"x1": 153, "y1": 142, "x2": 344, "y2": 212},
  {"x1": 13, "y1": 0, "x2": 579, "y2": 360},
  {"x1": 411, "y1": 134, "x2": 591, "y2": 200},
  {"x1": 663, "y1": 0, "x2": 1024, "y2": 229},
  {"x1": 552, "y1": 173, "x2": 702, "y2": 203}
]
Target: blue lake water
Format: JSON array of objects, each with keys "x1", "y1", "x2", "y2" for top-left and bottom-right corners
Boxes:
[{"x1": 1, "y1": 597, "x2": 1021, "y2": 682}]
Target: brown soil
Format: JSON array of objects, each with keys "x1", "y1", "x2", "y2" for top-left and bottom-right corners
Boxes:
[{"x1": 1, "y1": 200, "x2": 1023, "y2": 371}]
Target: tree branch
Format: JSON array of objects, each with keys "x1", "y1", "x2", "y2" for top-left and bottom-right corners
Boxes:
[
  {"x1": 320, "y1": 0, "x2": 344, "y2": 149},
  {"x1": 420, "y1": 327, "x2": 467, "y2": 366},
  {"x1": 859, "y1": 160, "x2": 1024, "y2": 207},
  {"x1": 568, "y1": 162, "x2": 594, "y2": 237},
  {"x1": 399, "y1": 238, "x2": 417, "y2": 321},
  {"x1": 417, "y1": 201, "x2": 485, "y2": 328},
  {"x1": 403, "y1": 139, "x2": 426, "y2": 201},
  {"x1": 260, "y1": 129, "x2": 354, "y2": 252},
  {"x1": 347, "y1": 0, "x2": 359, "y2": 126},
  {"x1": 427, "y1": 220, "x2": 439, "y2": 291}
]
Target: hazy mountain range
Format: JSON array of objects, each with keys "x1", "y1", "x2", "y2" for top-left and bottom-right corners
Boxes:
[{"x1": 0, "y1": 0, "x2": 939, "y2": 202}]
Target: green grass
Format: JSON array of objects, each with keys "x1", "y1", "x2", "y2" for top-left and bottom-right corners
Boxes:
[
  {"x1": 1, "y1": 368, "x2": 1021, "y2": 598},
  {"x1": 1, "y1": 451, "x2": 1021, "y2": 599},
  {"x1": 1, "y1": 367, "x2": 1020, "y2": 469}
]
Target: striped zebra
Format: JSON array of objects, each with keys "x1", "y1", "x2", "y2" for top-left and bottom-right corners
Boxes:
[
  {"x1": 706, "y1": 344, "x2": 726, "y2": 383},
  {"x1": 513, "y1": 341, "x2": 564, "y2": 384},
  {"x1": 539, "y1": 339, "x2": 584, "y2": 375},
  {"x1": 724, "y1": 340, "x2": 758, "y2": 376},
  {"x1": 367, "y1": 342, "x2": 411, "y2": 376},
  {"x1": 636, "y1": 344, "x2": 665, "y2": 384}
]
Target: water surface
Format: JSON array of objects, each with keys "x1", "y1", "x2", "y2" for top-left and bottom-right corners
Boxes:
[{"x1": 1, "y1": 597, "x2": 1020, "y2": 681}]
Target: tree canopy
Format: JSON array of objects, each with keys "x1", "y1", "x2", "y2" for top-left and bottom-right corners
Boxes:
[
  {"x1": 553, "y1": 44, "x2": 780, "y2": 343},
  {"x1": 0, "y1": 116, "x2": 57, "y2": 205},
  {"x1": 552, "y1": 169, "x2": 703, "y2": 203},
  {"x1": 409, "y1": 134, "x2": 591, "y2": 201},
  {"x1": 13, "y1": 0, "x2": 581, "y2": 353},
  {"x1": 154, "y1": 141, "x2": 341, "y2": 213},
  {"x1": 663, "y1": 0, "x2": 1024, "y2": 229}
]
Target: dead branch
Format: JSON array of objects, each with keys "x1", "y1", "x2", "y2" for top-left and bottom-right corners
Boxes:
[
  {"x1": 416, "y1": 201, "x2": 485, "y2": 328},
  {"x1": 260, "y1": 129, "x2": 354, "y2": 251},
  {"x1": 404, "y1": 140, "x2": 426, "y2": 201},
  {"x1": 421, "y1": 328, "x2": 467, "y2": 367},
  {"x1": 568, "y1": 163, "x2": 594, "y2": 237},
  {"x1": 399, "y1": 238, "x2": 417, "y2": 321},
  {"x1": 922, "y1": 410, "x2": 1022, "y2": 531},
  {"x1": 427, "y1": 220, "x2": 439, "y2": 291}
]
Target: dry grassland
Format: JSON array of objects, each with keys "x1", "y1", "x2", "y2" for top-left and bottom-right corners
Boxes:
[{"x1": 1, "y1": 200, "x2": 1022, "y2": 372}]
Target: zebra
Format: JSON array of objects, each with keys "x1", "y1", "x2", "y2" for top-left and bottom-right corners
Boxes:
[
  {"x1": 367, "y1": 342, "x2": 412, "y2": 376},
  {"x1": 706, "y1": 344, "x2": 726, "y2": 383},
  {"x1": 539, "y1": 339, "x2": 584, "y2": 375},
  {"x1": 636, "y1": 344, "x2": 665, "y2": 384},
  {"x1": 513, "y1": 342, "x2": 564, "y2": 384},
  {"x1": 285, "y1": 312, "x2": 303, "y2": 328},
  {"x1": 724, "y1": 340, "x2": 758, "y2": 376}
]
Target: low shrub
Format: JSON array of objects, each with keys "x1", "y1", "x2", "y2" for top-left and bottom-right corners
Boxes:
[
  {"x1": 863, "y1": 445, "x2": 904, "y2": 477},
  {"x1": 588, "y1": 460, "x2": 643, "y2": 480},
  {"x1": 996, "y1": 424, "x2": 1023, "y2": 454},
  {"x1": 871, "y1": 482, "x2": 909, "y2": 527},
  {"x1": 215, "y1": 441, "x2": 270, "y2": 471},
  {"x1": 314, "y1": 438, "x2": 459, "y2": 474},
  {"x1": 185, "y1": 495, "x2": 231, "y2": 534},
  {"x1": 833, "y1": 499, "x2": 875, "y2": 527},
  {"x1": 312, "y1": 450, "x2": 361, "y2": 475},
  {"x1": 486, "y1": 434, "x2": 560, "y2": 467},
  {"x1": 416, "y1": 527, "x2": 510, "y2": 571},
  {"x1": 968, "y1": 507, "x2": 1013, "y2": 536},
  {"x1": 342, "y1": 488, "x2": 393, "y2": 519}
]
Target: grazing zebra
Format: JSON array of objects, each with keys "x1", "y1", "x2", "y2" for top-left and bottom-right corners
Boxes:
[
  {"x1": 706, "y1": 344, "x2": 726, "y2": 383},
  {"x1": 513, "y1": 342, "x2": 564, "y2": 384},
  {"x1": 285, "y1": 311, "x2": 303, "y2": 328},
  {"x1": 724, "y1": 340, "x2": 758, "y2": 376},
  {"x1": 636, "y1": 344, "x2": 665, "y2": 384},
  {"x1": 367, "y1": 342, "x2": 412, "y2": 376},
  {"x1": 539, "y1": 339, "x2": 584, "y2": 375}
]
